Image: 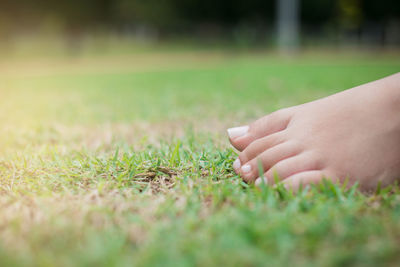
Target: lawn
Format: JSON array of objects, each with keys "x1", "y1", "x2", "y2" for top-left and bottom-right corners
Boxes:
[{"x1": 0, "y1": 48, "x2": 400, "y2": 266}]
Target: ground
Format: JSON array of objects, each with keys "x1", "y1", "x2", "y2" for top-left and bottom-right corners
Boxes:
[{"x1": 0, "y1": 47, "x2": 400, "y2": 266}]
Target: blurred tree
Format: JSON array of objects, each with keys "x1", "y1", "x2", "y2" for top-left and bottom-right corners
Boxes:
[
  {"x1": 277, "y1": 0, "x2": 300, "y2": 51},
  {"x1": 337, "y1": 0, "x2": 363, "y2": 30},
  {"x1": 0, "y1": 0, "x2": 398, "y2": 46}
]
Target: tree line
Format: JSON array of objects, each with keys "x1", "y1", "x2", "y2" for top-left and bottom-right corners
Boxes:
[{"x1": 0, "y1": 0, "x2": 398, "y2": 42}]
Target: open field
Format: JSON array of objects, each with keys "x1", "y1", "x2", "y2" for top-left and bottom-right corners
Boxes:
[{"x1": 0, "y1": 48, "x2": 400, "y2": 266}]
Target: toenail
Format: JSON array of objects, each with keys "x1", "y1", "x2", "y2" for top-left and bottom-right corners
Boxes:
[
  {"x1": 233, "y1": 158, "x2": 241, "y2": 170},
  {"x1": 255, "y1": 177, "x2": 268, "y2": 186},
  {"x1": 241, "y1": 164, "x2": 252, "y2": 173},
  {"x1": 227, "y1": 126, "x2": 249, "y2": 139}
]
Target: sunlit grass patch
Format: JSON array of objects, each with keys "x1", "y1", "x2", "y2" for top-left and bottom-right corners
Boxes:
[{"x1": 1, "y1": 133, "x2": 400, "y2": 266}]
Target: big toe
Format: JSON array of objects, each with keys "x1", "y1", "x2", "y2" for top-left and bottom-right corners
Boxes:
[{"x1": 228, "y1": 108, "x2": 293, "y2": 151}]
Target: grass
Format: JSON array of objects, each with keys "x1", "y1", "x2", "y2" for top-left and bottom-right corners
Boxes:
[{"x1": 0, "y1": 47, "x2": 400, "y2": 266}]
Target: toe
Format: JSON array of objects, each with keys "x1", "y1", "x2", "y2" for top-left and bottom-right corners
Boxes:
[
  {"x1": 237, "y1": 131, "x2": 287, "y2": 166},
  {"x1": 228, "y1": 108, "x2": 293, "y2": 151},
  {"x1": 279, "y1": 170, "x2": 328, "y2": 192},
  {"x1": 261, "y1": 152, "x2": 323, "y2": 184},
  {"x1": 239, "y1": 141, "x2": 301, "y2": 183}
]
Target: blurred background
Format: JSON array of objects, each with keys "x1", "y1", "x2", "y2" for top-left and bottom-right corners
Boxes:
[
  {"x1": 0, "y1": 0, "x2": 399, "y2": 136},
  {"x1": 0, "y1": 0, "x2": 399, "y2": 56},
  {"x1": 1, "y1": 2, "x2": 400, "y2": 265}
]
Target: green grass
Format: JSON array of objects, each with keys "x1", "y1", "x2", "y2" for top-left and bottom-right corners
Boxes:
[{"x1": 0, "y1": 48, "x2": 400, "y2": 266}]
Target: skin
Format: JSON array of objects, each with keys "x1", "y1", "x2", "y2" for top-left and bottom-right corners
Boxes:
[{"x1": 228, "y1": 73, "x2": 400, "y2": 192}]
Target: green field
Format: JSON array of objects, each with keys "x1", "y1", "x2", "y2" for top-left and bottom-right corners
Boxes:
[{"x1": 0, "y1": 49, "x2": 400, "y2": 266}]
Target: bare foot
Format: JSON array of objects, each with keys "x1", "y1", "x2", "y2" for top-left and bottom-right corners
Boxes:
[{"x1": 228, "y1": 73, "x2": 400, "y2": 191}]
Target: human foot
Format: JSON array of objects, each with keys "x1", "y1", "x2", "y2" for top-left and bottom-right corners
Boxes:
[{"x1": 228, "y1": 73, "x2": 400, "y2": 191}]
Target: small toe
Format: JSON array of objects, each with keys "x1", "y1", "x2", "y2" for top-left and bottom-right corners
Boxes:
[{"x1": 280, "y1": 170, "x2": 327, "y2": 191}]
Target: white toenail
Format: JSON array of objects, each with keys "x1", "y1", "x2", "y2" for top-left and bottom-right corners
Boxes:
[
  {"x1": 233, "y1": 158, "x2": 241, "y2": 169},
  {"x1": 241, "y1": 164, "x2": 252, "y2": 173},
  {"x1": 255, "y1": 177, "x2": 267, "y2": 187},
  {"x1": 227, "y1": 126, "x2": 249, "y2": 139}
]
